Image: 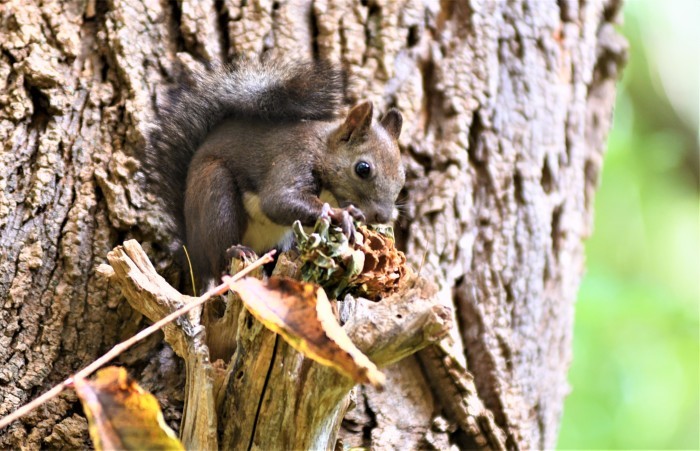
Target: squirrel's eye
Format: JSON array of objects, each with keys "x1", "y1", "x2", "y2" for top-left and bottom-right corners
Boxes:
[{"x1": 355, "y1": 161, "x2": 371, "y2": 179}]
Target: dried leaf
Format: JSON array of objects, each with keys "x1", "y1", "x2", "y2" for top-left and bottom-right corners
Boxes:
[
  {"x1": 74, "y1": 366, "x2": 183, "y2": 451},
  {"x1": 229, "y1": 276, "x2": 385, "y2": 388}
]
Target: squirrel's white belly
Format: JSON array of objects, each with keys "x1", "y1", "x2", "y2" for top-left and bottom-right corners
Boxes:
[
  {"x1": 242, "y1": 190, "x2": 339, "y2": 253},
  {"x1": 242, "y1": 193, "x2": 293, "y2": 253}
]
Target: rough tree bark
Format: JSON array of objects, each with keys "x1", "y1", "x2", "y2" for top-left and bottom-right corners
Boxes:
[{"x1": 0, "y1": 0, "x2": 626, "y2": 449}]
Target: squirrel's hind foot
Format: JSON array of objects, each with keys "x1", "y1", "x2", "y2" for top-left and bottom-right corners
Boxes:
[{"x1": 225, "y1": 244, "x2": 258, "y2": 261}]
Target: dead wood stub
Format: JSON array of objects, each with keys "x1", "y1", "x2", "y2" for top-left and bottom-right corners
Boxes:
[{"x1": 103, "y1": 240, "x2": 450, "y2": 449}]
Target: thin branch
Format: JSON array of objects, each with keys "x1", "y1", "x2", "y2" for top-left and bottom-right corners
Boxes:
[{"x1": 0, "y1": 250, "x2": 275, "y2": 431}]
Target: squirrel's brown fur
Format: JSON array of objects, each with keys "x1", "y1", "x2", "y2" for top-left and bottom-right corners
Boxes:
[{"x1": 146, "y1": 57, "x2": 404, "y2": 287}]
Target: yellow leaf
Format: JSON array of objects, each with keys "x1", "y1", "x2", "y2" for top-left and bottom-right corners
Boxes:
[
  {"x1": 74, "y1": 366, "x2": 183, "y2": 451},
  {"x1": 229, "y1": 276, "x2": 385, "y2": 388}
]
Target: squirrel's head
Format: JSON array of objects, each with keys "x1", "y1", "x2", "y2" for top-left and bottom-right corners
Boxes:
[{"x1": 325, "y1": 101, "x2": 405, "y2": 224}]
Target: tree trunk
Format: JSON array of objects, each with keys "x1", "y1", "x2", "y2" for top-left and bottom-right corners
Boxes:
[{"x1": 0, "y1": 0, "x2": 625, "y2": 449}]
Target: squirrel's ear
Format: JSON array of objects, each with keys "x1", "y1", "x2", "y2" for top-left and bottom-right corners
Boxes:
[
  {"x1": 339, "y1": 101, "x2": 373, "y2": 141},
  {"x1": 380, "y1": 108, "x2": 402, "y2": 140}
]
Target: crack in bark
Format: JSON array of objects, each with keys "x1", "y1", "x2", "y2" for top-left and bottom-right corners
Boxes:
[
  {"x1": 309, "y1": 1, "x2": 321, "y2": 59},
  {"x1": 360, "y1": 385, "x2": 378, "y2": 447},
  {"x1": 168, "y1": 0, "x2": 187, "y2": 55},
  {"x1": 214, "y1": 0, "x2": 232, "y2": 61},
  {"x1": 247, "y1": 334, "x2": 280, "y2": 451},
  {"x1": 456, "y1": 281, "x2": 514, "y2": 444}
]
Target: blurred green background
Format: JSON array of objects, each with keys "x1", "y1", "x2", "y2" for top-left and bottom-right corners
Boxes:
[{"x1": 557, "y1": 1, "x2": 699, "y2": 449}]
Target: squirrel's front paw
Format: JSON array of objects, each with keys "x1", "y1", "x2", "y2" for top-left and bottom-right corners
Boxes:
[
  {"x1": 322, "y1": 203, "x2": 364, "y2": 242},
  {"x1": 343, "y1": 205, "x2": 366, "y2": 223}
]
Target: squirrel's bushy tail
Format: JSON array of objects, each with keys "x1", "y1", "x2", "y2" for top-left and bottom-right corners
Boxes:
[{"x1": 145, "y1": 58, "x2": 344, "y2": 240}]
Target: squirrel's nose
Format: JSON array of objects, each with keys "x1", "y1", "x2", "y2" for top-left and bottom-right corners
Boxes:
[{"x1": 373, "y1": 211, "x2": 391, "y2": 224}]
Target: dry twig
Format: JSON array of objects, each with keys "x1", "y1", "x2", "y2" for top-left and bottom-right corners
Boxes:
[{"x1": 0, "y1": 250, "x2": 275, "y2": 431}]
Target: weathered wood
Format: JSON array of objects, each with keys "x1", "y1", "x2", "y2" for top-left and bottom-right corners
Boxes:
[
  {"x1": 103, "y1": 240, "x2": 218, "y2": 450},
  {"x1": 229, "y1": 268, "x2": 451, "y2": 450},
  {"x1": 0, "y1": 0, "x2": 625, "y2": 448},
  {"x1": 101, "y1": 240, "x2": 450, "y2": 449}
]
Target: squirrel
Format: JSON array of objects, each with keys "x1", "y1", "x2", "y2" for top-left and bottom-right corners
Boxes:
[{"x1": 145, "y1": 57, "x2": 405, "y2": 287}]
